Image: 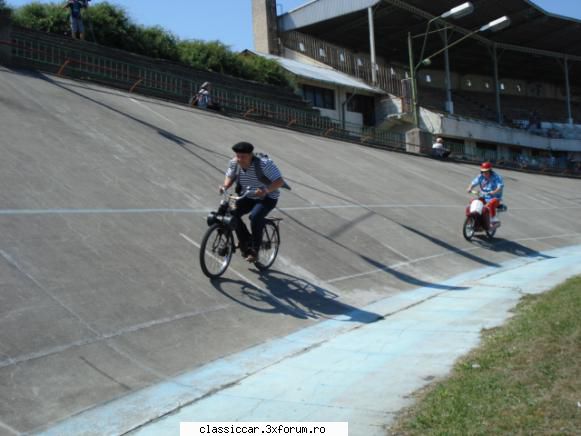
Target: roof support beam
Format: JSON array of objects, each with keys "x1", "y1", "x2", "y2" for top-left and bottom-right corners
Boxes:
[
  {"x1": 440, "y1": 26, "x2": 454, "y2": 114},
  {"x1": 491, "y1": 44, "x2": 503, "y2": 125},
  {"x1": 381, "y1": 0, "x2": 581, "y2": 62},
  {"x1": 562, "y1": 58, "x2": 574, "y2": 125},
  {"x1": 368, "y1": 7, "x2": 377, "y2": 85}
]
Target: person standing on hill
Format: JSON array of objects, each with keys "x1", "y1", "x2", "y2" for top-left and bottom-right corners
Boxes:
[{"x1": 64, "y1": 0, "x2": 87, "y2": 40}]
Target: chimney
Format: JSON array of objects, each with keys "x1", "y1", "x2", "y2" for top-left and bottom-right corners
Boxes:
[{"x1": 252, "y1": 0, "x2": 280, "y2": 55}]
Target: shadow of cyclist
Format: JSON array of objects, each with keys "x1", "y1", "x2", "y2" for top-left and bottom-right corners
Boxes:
[{"x1": 210, "y1": 270, "x2": 381, "y2": 323}]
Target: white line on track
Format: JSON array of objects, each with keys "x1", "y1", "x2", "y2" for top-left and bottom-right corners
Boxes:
[
  {"x1": 179, "y1": 233, "x2": 310, "y2": 317},
  {"x1": 1, "y1": 204, "x2": 580, "y2": 216},
  {"x1": 130, "y1": 98, "x2": 177, "y2": 125},
  {"x1": 0, "y1": 302, "x2": 231, "y2": 369},
  {"x1": 180, "y1": 233, "x2": 267, "y2": 291},
  {"x1": 0, "y1": 421, "x2": 19, "y2": 436},
  {"x1": 326, "y1": 231, "x2": 581, "y2": 284}
]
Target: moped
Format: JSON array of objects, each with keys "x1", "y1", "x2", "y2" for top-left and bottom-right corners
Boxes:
[
  {"x1": 463, "y1": 190, "x2": 505, "y2": 241},
  {"x1": 199, "y1": 189, "x2": 281, "y2": 278}
]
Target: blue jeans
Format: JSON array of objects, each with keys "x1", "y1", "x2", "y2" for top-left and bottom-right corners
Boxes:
[{"x1": 231, "y1": 196, "x2": 277, "y2": 253}]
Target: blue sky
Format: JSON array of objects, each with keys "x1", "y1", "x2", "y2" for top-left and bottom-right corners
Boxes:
[{"x1": 6, "y1": 0, "x2": 581, "y2": 52}]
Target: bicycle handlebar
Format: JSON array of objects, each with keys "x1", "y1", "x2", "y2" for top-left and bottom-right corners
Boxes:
[{"x1": 220, "y1": 187, "x2": 254, "y2": 201}]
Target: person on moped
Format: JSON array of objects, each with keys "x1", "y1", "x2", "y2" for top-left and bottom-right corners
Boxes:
[
  {"x1": 220, "y1": 142, "x2": 285, "y2": 262},
  {"x1": 467, "y1": 161, "x2": 504, "y2": 223}
]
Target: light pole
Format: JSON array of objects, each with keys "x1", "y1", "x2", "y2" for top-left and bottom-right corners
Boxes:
[{"x1": 408, "y1": 2, "x2": 510, "y2": 128}]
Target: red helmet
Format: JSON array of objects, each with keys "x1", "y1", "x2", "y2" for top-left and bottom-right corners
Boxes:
[{"x1": 480, "y1": 162, "x2": 492, "y2": 172}]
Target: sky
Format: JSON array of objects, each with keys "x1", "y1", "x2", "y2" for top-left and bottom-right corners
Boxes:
[{"x1": 6, "y1": 0, "x2": 581, "y2": 52}]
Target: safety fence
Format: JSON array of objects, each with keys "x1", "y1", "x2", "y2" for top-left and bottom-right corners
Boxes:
[
  {"x1": 2, "y1": 30, "x2": 580, "y2": 178},
  {"x1": 3, "y1": 30, "x2": 406, "y2": 152}
]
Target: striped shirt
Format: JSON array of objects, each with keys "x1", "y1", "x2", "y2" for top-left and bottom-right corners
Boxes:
[{"x1": 226, "y1": 156, "x2": 282, "y2": 200}]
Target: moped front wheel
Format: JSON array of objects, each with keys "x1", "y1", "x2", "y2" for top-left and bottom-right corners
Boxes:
[
  {"x1": 199, "y1": 224, "x2": 234, "y2": 279},
  {"x1": 463, "y1": 216, "x2": 476, "y2": 241}
]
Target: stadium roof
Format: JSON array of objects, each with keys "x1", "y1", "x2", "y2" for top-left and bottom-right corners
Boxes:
[
  {"x1": 278, "y1": 0, "x2": 581, "y2": 86},
  {"x1": 243, "y1": 50, "x2": 385, "y2": 93}
]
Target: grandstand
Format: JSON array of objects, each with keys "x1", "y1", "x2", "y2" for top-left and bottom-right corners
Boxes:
[{"x1": 253, "y1": 0, "x2": 581, "y2": 169}]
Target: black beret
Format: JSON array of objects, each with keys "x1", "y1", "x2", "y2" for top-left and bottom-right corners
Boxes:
[{"x1": 232, "y1": 142, "x2": 254, "y2": 153}]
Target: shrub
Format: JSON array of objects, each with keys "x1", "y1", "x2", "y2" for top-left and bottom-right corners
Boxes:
[{"x1": 11, "y1": 1, "x2": 293, "y2": 88}]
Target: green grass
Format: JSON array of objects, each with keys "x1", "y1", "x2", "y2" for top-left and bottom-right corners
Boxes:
[{"x1": 389, "y1": 276, "x2": 581, "y2": 435}]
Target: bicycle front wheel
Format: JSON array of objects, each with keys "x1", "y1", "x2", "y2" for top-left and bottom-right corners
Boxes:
[
  {"x1": 255, "y1": 220, "x2": 280, "y2": 270},
  {"x1": 199, "y1": 224, "x2": 234, "y2": 278}
]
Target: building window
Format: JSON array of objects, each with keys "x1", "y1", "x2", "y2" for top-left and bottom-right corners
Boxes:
[
  {"x1": 319, "y1": 47, "x2": 326, "y2": 58},
  {"x1": 390, "y1": 67, "x2": 396, "y2": 76},
  {"x1": 339, "y1": 52, "x2": 345, "y2": 62},
  {"x1": 299, "y1": 42, "x2": 305, "y2": 52},
  {"x1": 356, "y1": 58, "x2": 363, "y2": 67},
  {"x1": 465, "y1": 79, "x2": 472, "y2": 88},
  {"x1": 484, "y1": 81, "x2": 491, "y2": 89},
  {"x1": 515, "y1": 83, "x2": 523, "y2": 93},
  {"x1": 500, "y1": 83, "x2": 505, "y2": 91},
  {"x1": 303, "y1": 85, "x2": 335, "y2": 110},
  {"x1": 424, "y1": 74, "x2": 432, "y2": 83}
]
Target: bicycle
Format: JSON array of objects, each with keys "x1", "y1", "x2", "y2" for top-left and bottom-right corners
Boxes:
[{"x1": 199, "y1": 189, "x2": 282, "y2": 279}]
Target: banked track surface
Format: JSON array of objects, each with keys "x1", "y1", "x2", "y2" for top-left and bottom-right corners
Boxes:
[{"x1": 0, "y1": 67, "x2": 580, "y2": 434}]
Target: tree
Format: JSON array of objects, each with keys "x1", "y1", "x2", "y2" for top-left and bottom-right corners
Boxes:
[
  {"x1": 0, "y1": 0, "x2": 11, "y2": 16},
  {"x1": 12, "y1": 2, "x2": 68, "y2": 35},
  {"x1": 10, "y1": 1, "x2": 293, "y2": 88}
]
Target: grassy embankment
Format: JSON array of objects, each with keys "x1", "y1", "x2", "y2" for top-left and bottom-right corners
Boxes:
[{"x1": 390, "y1": 276, "x2": 581, "y2": 435}]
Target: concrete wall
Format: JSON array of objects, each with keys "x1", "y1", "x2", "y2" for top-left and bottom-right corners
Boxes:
[{"x1": 440, "y1": 114, "x2": 581, "y2": 153}]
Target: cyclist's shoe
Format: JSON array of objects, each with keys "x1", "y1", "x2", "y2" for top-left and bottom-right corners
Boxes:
[{"x1": 245, "y1": 249, "x2": 257, "y2": 263}]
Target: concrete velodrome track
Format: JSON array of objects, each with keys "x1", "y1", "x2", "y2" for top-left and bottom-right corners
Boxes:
[{"x1": 1, "y1": 66, "x2": 580, "y2": 435}]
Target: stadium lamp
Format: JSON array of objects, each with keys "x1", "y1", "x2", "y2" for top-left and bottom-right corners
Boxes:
[
  {"x1": 408, "y1": 12, "x2": 511, "y2": 127},
  {"x1": 479, "y1": 15, "x2": 511, "y2": 32},
  {"x1": 440, "y1": 2, "x2": 474, "y2": 20},
  {"x1": 421, "y1": 16, "x2": 511, "y2": 65},
  {"x1": 408, "y1": 2, "x2": 476, "y2": 127}
]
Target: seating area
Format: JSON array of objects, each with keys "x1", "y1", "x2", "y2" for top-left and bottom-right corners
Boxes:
[{"x1": 418, "y1": 85, "x2": 581, "y2": 138}]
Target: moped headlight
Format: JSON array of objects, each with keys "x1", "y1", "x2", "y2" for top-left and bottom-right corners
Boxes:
[
  {"x1": 206, "y1": 212, "x2": 217, "y2": 226},
  {"x1": 222, "y1": 215, "x2": 233, "y2": 228}
]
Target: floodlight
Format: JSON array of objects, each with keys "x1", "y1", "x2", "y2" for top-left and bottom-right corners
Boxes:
[
  {"x1": 440, "y1": 2, "x2": 474, "y2": 20},
  {"x1": 480, "y1": 16, "x2": 511, "y2": 32}
]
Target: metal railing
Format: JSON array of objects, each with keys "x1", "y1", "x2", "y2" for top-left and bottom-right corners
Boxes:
[
  {"x1": 4, "y1": 29, "x2": 580, "y2": 177},
  {"x1": 5, "y1": 30, "x2": 407, "y2": 152}
]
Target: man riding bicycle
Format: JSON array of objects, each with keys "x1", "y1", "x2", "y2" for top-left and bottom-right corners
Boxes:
[
  {"x1": 220, "y1": 142, "x2": 285, "y2": 262},
  {"x1": 467, "y1": 161, "x2": 504, "y2": 223}
]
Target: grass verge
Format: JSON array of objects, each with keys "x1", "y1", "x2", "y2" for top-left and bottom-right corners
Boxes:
[{"x1": 389, "y1": 276, "x2": 581, "y2": 435}]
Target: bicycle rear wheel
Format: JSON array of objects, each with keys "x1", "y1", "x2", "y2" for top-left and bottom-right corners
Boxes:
[
  {"x1": 199, "y1": 224, "x2": 234, "y2": 278},
  {"x1": 255, "y1": 220, "x2": 280, "y2": 270}
]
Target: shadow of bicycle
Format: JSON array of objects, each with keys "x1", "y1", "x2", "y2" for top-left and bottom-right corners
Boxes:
[{"x1": 210, "y1": 269, "x2": 382, "y2": 323}]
